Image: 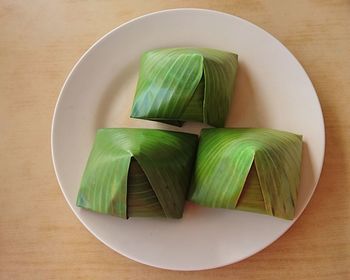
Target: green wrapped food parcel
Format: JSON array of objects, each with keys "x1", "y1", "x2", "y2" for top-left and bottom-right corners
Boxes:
[
  {"x1": 189, "y1": 128, "x2": 303, "y2": 220},
  {"x1": 130, "y1": 48, "x2": 238, "y2": 127},
  {"x1": 77, "y1": 128, "x2": 198, "y2": 219}
]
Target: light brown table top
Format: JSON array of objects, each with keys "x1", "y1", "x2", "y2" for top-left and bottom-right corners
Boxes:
[{"x1": 1, "y1": 1, "x2": 349, "y2": 279}]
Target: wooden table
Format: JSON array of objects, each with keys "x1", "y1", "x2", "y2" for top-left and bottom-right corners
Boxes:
[{"x1": 1, "y1": 1, "x2": 349, "y2": 279}]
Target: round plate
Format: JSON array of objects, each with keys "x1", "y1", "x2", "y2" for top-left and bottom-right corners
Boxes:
[{"x1": 51, "y1": 9, "x2": 325, "y2": 270}]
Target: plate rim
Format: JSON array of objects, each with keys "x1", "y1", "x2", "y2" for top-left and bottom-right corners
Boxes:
[{"x1": 51, "y1": 8, "x2": 325, "y2": 271}]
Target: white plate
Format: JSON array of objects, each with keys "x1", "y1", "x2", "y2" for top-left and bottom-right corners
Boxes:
[{"x1": 51, "y1": 9, "x2": 325, "y2": 270}]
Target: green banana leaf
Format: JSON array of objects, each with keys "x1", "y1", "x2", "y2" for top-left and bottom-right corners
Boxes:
[
  {"x1": 130, "y1": 48, "x2": 238, "y2": 127},
  {"x1": 188, "y1": 128, "x2": 303, "y2": 220},
  {"x1": 76, "y1": 128, "x2": 198, "y2": 219}
]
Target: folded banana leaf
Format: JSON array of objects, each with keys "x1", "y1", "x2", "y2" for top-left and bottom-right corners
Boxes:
[
  {"x1": 130, "y1": 48, "x2": 238, "y2": 127},
  {"x1": 188, "y1": 128, "x2": 303, "y2": 220},
  {"x1": 76, "y1": 128, "x2": 198, "y2": 219}
]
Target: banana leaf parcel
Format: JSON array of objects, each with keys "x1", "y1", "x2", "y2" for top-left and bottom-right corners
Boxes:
[
  {"x1": 77, "y1": 128, "x2": 198, "y2": 219},
  {"x1": 188, "y1": 128, "x2": 303, "y2": 220},
  {"x1": 130, "y1": 48, "x2": 238, "y2": 127}
]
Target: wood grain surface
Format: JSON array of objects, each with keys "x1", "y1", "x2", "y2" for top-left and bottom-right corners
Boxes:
[{"x1": 0, "y1": 1, "x2": 349, "y2": 279}]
